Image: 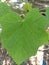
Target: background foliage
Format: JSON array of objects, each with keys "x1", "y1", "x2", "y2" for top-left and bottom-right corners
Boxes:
[{"x1": 23, "y1": 3, "x2": 32, "y2": 12}]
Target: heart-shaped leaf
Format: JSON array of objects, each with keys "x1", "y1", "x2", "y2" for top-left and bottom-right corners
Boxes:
[{"x1": 0, "y1": 3, "x2": 48, "y2": 64}]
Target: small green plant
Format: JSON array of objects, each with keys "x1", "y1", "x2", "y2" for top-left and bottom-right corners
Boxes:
[{"x1": 23, "y1": 2, "x2": 32, "y2": 12}]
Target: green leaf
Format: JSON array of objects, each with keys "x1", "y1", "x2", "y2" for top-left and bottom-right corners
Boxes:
[
  {"x1": 0, "y1": 5, "x2": 48, "y2": 65},
  {"x1": 46, "y1": 7, "x2": 49, "y2": 24},
  {"x1": 45, "y1": 7, "x2": 49, "y2": 39},
  {"x1": 46, "y1": 7, "x2": 49, "y2": 20},
  {"x1": 23, "y1": 3, "x2": 32, "y2": 12},
  {"x1": 0, "y1": 3, "x2": 11, "y2": 17}
]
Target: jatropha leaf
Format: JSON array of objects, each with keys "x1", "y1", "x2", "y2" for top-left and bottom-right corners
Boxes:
[{"x1": 0, "y1": 4, "x2": 48, "y2": 64}]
